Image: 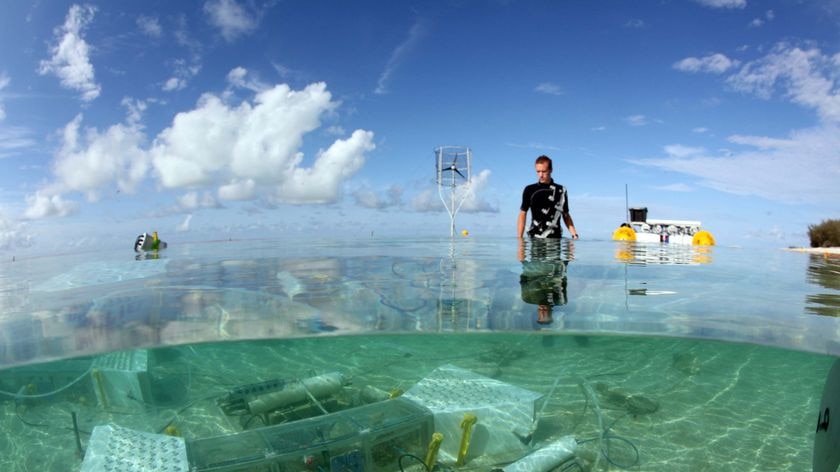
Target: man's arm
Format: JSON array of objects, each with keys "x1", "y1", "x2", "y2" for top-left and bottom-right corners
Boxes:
[
  {"x1": 517, "y1": 210, "x2": 527, "y2": 239},
  {"x1": 563, "y1": 212, "x2": 579, "y2": 239}
]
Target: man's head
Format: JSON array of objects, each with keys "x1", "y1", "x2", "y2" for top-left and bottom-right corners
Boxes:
[{"x1": 535, "y1": 155, "x2": 553, "y2": 184}]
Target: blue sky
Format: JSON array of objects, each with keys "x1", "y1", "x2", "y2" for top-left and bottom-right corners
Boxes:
[{"x1": 1, "y1": 0, "x2": 839, "y2": 254}]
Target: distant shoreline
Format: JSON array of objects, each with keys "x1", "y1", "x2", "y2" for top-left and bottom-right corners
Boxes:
[{"x1": 784, "y1": 247, "x2": 840, "y2": 255}]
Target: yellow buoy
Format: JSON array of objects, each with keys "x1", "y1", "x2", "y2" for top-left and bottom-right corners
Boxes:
[
  {"x1": 461, "y1": 229, "x2": 469, "y2": 237},
  {"x1": 612, "y1": 225, "x2": 636, "y2": 241},
  {"x1": 692, "y1": 230, "x2": 716, "y2": 246}
]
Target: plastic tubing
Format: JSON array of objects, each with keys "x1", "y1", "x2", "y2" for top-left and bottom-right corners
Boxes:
[
  {"x1": 578, "y1": 382, "x2": 641, "y2": 470},
  {"x1": 581, "y1": 382, "x2": 605, "y2": 472},
  {"x1": 0, "y1": 365, "x2": 94, "y2": 400},
  {"x1": 538, "y1": 373, "x2": 564, "y2": 419}
]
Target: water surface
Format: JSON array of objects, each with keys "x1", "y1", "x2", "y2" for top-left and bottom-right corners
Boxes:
[{"x1": 0, "y1": 238, "x2": 838, "y2": 471}]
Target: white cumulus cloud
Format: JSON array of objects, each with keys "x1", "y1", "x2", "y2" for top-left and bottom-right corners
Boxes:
[
  {"x1": 162, "y1": 59, "x2": 201, "y2": 92},
  {"x1": 727, "y1": 44, "x2": 840, "y2": 123},
  {"x1": 227, "y1": 66, "x2": 268, "y2": 92},
  {"x1": 26, "y1": 79, "x2": 375, "y2": 219},
  {"x1": 749, "y1": 9, "x2": 775, "y2": 27},
  {"x1": 664, "y1": 144, "x2": 705, "y2": 158},
  {"x1": 633, "y1": 44, "x2": 840, "y2": 206},
  {"x1": 38, "y1": 4, "x2": 101, "y2": 102},
  {"x1": 457, "y1": 169, "x2": 498, "y2": 213},
  {"x1": 218, "y1": 179, "x2": 256, "y2": 201},
  {"x1": 673, "y1": 53, "x2": 739, "y2": 74},
  {"x1": 625, "y1": 115, "x2": 647, "y2": 126},
  {"x1": 694, "y1": 0, "x2": 746, "y2": 8},
  {"x1": 632, "y1": 125, "x2": 840, "y2": 204},
  {"x1": 53, "y1": 113, "x2": 150, "y2": 201},
  {"x1": 204, "y1": 0, "x2": 257, "y2": 42},
  {"x1": 151, "y1": 81, "x2": 367, "y2": 200},
  {"x1": 137, "y1": 15, "x2": 162, "y2": 38},
  {"x1": 177, "y1": 191, "x2": 219, "y2": 210},
  {"x1": 163, "y1": 77, "x2": 186, "y2": 92},
  {"x1": 276, "y1": 129, "x2": 376, "y2": 203},
  {"x1": 23, "y1": 191, "x2": 79, "y2": 219},
  {"x1": 0, "y1": 213, "x2": 33, "y2": 250},
  {"x1": 411, "y1": 169, "x2": 497, "y2": 213},
  {"x1": 535, "y1": 82, "x2": 564, "y2": 96},
  {"x1": 353, "y1": 185, "x2": 403, "y2": 209}
]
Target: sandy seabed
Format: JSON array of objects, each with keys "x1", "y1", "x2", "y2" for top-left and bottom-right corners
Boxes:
[{"x1": 0, "y1": 334, "x2": 832, "y2": 472}]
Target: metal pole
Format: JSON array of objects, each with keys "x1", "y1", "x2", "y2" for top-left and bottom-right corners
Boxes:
[
  {"x1": 451, "y1": 172, "x2": 456, "y2": 237},
  {"x1": 625, "y1": 184, "x2": 630, "y2": 223}
]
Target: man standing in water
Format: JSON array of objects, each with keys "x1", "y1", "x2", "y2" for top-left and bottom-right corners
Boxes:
[
  {"x1": 517, "y1": 155, "x2": 579, "y2": 240},
  {"x1": 517, "y1": 155, "x2": 577, "y2": 325}
]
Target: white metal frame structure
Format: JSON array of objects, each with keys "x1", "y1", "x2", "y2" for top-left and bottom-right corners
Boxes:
[{"x1": 435, "y1": 146, "x2": 472, "y2": 238}]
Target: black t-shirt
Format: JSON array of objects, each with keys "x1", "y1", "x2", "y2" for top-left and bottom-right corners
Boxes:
[
  {"x1": 520, "y1": 181, "x2": 569, "y2": 238},
  {"x1": 520, "y1": 260, "x2": 568, "y2": 306}
]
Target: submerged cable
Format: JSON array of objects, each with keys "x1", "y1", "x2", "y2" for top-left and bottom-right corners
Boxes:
[
  {"x1": 581, "y1": 382, "x2": 605, "y2": 471},
  {"x1": 299, "y1": 379, "x2": 329, "y2": 415},
  {"x1": 577, "y1": 381, "x2": 641, "y2": 470},
  {"x1": 538, "y1": 373, "x2": 564, "y2": 418},
  {"x1": 398, "y1": 453, "x2": 430, "y2": 472},
  {"x1": 0, "y1": 365, "x2": 94, "y2": 399}
]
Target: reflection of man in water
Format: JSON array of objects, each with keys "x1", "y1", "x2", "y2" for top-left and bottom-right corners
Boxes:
[{"x1": 519, "y1": 239, "x2": 569, "y2": 325}]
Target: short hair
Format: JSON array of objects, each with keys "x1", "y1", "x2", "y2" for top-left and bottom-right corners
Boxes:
[{"x1": 535, "y1": 155, "x2": 552, "y2": 171}]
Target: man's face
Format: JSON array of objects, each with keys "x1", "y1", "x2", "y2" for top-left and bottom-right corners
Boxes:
[{"x1": 535, "y1": 162, "x2": 552, "y2": 184}]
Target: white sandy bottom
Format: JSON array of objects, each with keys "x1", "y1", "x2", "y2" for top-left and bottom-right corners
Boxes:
[{"x1": 0, "y1": 334, "x2": 830, "y2": 472}]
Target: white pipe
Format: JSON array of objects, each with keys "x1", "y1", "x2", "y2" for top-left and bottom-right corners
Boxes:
[
  {"x1": 498, "y1": 436, "x2": 577, "y2": 472},
  {"x1": 247, "y1": 372, "x2": 347, "y2": 415}
]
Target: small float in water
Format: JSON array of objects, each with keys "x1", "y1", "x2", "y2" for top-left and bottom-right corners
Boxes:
[{"x1": 612, "y1": 207, "x2": 716, "y2": 245}]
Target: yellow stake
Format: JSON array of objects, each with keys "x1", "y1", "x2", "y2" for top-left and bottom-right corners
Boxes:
[
  {"x1": 424, "y1": 432, "x2": 444, "y2": 470},
  {"x1": 457, "y1": 413, "x2": 477, "y2": 466}
]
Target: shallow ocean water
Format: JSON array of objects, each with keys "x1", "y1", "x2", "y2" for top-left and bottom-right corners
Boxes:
[{"x1": 0, "y1": 237, "x2": 838, "y2": 471}]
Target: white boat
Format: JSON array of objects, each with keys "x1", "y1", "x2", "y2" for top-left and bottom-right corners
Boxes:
[
  {"x1": 613, "y1": 207, "x2": 715, "y2": 245},
  {"x1": 629, "y1": 218, "x2": 703, "y2": 244}
]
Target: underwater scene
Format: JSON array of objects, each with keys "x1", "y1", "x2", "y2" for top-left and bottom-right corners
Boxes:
[{"x1": 1, "y1": 238, "x2": 839, "y2": 472}]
